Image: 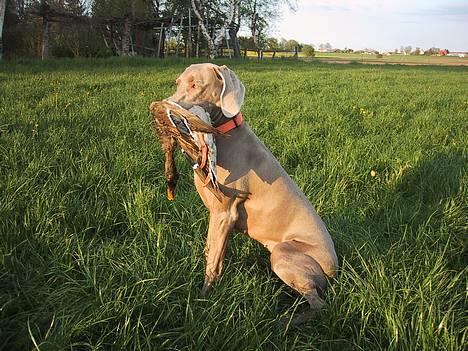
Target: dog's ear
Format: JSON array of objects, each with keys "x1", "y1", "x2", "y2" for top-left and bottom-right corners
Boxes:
[{"x1": 213, "y1": 65, "x2": 245, "y2": 118}]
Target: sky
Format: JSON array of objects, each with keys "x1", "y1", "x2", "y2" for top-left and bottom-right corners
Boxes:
[{"x1": 275, "y1": 0, "x2": 468, "y2": 52}]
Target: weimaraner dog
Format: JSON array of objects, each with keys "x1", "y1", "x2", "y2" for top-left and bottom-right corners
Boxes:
[{"x1": 167, "y1": 63, "x2": 337, "y2": 323}]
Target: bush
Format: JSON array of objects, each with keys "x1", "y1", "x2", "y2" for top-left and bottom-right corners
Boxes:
[
  {"x1": 376, "y1": 54, "x2": 383, "y2": 58},
  {"x1": 302, "y1": 44, "x2": 315, "y2": 57}
]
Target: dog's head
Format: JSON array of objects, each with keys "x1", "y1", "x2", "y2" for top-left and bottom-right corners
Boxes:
[{"x1": 168, "y1": 63, "x2": 245, "y2": 121}]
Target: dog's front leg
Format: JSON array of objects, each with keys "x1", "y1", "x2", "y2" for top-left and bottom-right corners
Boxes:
[{"x1": 201, "y1": 210, "x2": 237, "y2": 296}]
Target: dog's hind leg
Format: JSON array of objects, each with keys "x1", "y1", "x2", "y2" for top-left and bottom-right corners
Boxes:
[{"x1": 270, "y1": 240, "x2": 336, "y2": 325}]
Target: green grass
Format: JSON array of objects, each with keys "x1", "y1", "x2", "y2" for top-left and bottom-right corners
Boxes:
[
  {"x1": 243, "y1": 50, "x2": 468, "y2": 65},
  {"x1": 312, "y1": 52, "x2": 468, "y2": 65},
  {"x1": 0, "y1": 58, "x2": 467, "y2": 350}
]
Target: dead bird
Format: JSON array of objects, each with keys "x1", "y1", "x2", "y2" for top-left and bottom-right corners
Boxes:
[{"x1": 150, "y1": 100, "x2": 222, "y2": 201}]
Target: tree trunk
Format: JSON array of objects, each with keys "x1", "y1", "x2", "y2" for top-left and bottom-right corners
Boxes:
[
  {"x1": 250, "y1": 1, "x2": 258, "y2": 49},
  {"x1": 121, "y1": 0, "x2": 135, "y2": 57},
  {"x1": 191, "y1": 0, "x2": 216, "y2": 58},
  {"x1": 212, "y1": 0, "x2": 237, "y2": 50},
  {"x1": 121, "y1": 15, "x2": 130, "y2": 56},
  {"x1": 251, "y1": 15, "x2": 258, "y2": 49},
  {"x1": 0, "y1": 0, "x2": 6, "y2": 59},
  {"x1": 41, "y1": 16, "x2": 49, "y2": 59},
  {"x1": 39, "y1": 0, "x2": 51, "y2": 60},
  {"x1": 228, "y1": 25, "x2": 240, "y2": 58}
]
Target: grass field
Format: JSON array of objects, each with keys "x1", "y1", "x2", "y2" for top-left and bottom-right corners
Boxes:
[
  {"x1": 0, "y1": 58, "x2": 467, "y2": 350},
  {"x1": 312, "y1": 52, "x2": 468, "y2": 66},
  {"x1": 243, "y1": 50, "x2": 468, "y2": 66}
]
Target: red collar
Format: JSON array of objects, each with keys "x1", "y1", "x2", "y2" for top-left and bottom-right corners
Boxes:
[{"x1": 216, "y1": 112, "x2": 243, "y2": 134}]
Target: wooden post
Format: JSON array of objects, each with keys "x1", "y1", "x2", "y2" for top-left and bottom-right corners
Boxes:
[
  {"x1": 176, "y1": 15, "x2": 183, "y2": 57},
  {"x1": 196, "y1": 23, "x2": 200, "y2": 58},
  {"x1": 130, "y1": 33, "x2": 135, "y2": 56},
  {"x1": 102, "y1": 33, "x2": 110, "y2": 49},
  {"x1": 187, "y1": 7, "x2": 192, "y2": 58},
  {"x1": 0, "y1": 0, "x2": 6, "y2": 59},
  {"x1": 41, "y1": 16, "x2": 49, "y2": 59},
  {"x1": 166, "y1": 17, "x2": 174, "y2": 56},
  {"x1": 157, "y1": 23, "x2": 164, "y2": 58}
]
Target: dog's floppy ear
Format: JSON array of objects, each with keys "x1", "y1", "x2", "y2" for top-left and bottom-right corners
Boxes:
[{"x1": 213, "y1": 65, "x2": 245, "y2": 118}]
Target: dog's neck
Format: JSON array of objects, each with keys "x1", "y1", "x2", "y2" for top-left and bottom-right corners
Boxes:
[
  {"x1": 190, "y1": 103, "x2": 239, "y2": 129},
  {"x1": 209, "y1": 107, "x2": 230, "y2": 128}
]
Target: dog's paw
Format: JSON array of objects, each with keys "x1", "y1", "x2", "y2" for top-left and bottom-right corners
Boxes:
[{"x1": 200, "y1": 282, "x2": 213, "y2": 297}]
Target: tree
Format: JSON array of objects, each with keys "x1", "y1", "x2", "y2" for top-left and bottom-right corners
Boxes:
[
  {"x1": 191, "y1": 0, "x2": 240, "y2": 59},
  {"x1": 424, "y1": 47, "x2": 440, "y2": 56},
  {"x1": 412, "y1": 47, "x2": 421, "y2": 55},
  {"x1": 3, "y1": 0, "x2": 297, "y2": 59},
  {"x1": 284, "y1": 39, "x2": 299, "y2": 51},
  {"x1": 238, "y1": 35, "x2": 255, "y2": 50},
  {"x1": 264, "y1": 37, "x2": 278, "y2": 50},
  {"x1": 302, "y1": 44, "x2": 314, "y2": 57},
  {"x1": 242, "y1": 0, "x2": 296, "y2": 50},
  {"x1": 319, "y1": 42, "x2": 332, "y2": 51}
]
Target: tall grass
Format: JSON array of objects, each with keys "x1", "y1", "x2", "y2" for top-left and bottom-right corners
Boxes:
[{"x1": 0, "y1": 58, "x2": 466, "y2": 350}]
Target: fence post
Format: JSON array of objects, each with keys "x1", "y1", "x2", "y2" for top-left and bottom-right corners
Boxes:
[
  {"x1": 187, "y1": 7, "x2": 192, "y2": 58},
  {"x1": 0, "y1": 0, "x2": 6, "y2": 59},
  {"x1": 176, "y1": 15, "x2": 183, "y2": 57},
  {"x1": 196, "y1": 23, "x2": 200, "y2": 57}
]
